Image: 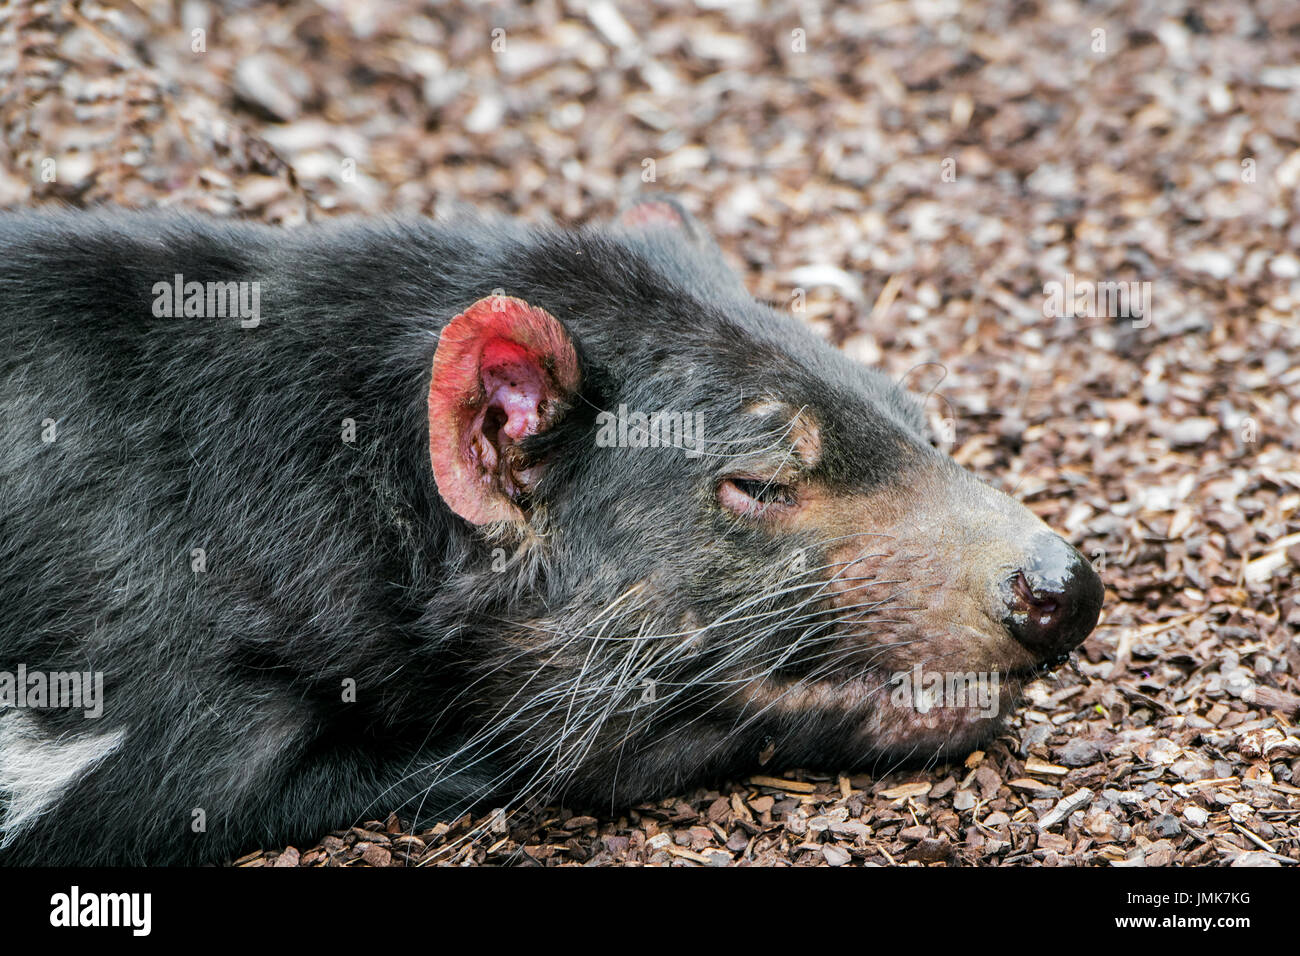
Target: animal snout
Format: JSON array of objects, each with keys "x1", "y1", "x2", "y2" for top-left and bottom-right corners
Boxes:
[{"x1": 1001, "y1": 533, "x2": 1103, "y2": 664}]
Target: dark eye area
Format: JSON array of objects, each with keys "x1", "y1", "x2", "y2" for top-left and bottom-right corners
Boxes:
[{"x1": 718, "y1": 476, "x2": 799, "y2": 517}]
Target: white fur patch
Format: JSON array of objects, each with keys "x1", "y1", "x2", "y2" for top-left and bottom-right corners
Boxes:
[{"x1": 0, "y1": 711, "x2": 126, "y2": 845}]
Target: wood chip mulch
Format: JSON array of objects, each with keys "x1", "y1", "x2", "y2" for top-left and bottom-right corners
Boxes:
[{"x1": 4, "y1": 0, "x2": 1298, "y2": 865}]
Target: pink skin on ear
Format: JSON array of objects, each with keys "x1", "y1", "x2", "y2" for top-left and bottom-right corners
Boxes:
[
  {"x1": 428, "y1": 296, "x2": 579, "y2": 525},
  {"x1": 618, "y1": 201, "x2": 686, "y2": 230}
]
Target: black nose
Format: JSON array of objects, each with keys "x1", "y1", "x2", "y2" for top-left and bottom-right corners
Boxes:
[{"x1": 1002, "y1": 535, "x2": 1103, "y2": 662}]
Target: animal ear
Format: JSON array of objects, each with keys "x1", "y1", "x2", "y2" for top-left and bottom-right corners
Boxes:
[
  {"x1": 428, "y1": 295, "x2": 580, "y2": 525},
  {"x1": 617, "y1": 195, "x2": 694, "y2": 233},
  {"x1": 616, "y1": 195, "x2": 751, "y2": 300}
]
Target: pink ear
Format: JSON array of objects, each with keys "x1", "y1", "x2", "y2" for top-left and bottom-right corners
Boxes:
[
  {"x1": 428, "y1": 296, "x2": 580, "y2": 525},
  {"x1": 618, "y1": 200, "x2": 688, "y2": 231}
]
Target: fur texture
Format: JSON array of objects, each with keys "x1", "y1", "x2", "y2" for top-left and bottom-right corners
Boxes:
[{"x1": 0, "y1": 205, "x2": 1098, "y2": 864}]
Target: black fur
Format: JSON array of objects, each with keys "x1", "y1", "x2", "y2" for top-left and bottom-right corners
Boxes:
[{"x1": 0, "y1": 206, "x2": 940, "y2": 865}]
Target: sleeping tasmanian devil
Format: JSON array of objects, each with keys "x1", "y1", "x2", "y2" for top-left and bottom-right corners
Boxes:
[{"x1": 0, "y1": 199, "x2": 1102, "y2": 865}]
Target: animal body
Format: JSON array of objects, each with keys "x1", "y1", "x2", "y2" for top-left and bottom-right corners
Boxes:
[{"x1": 0, "y1": 200, "x2": 1102, "y2": 864}]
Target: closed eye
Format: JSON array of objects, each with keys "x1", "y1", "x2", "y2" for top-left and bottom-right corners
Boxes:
[{"x1": 718, "y1": 476, "x2": 799, "y2": 517}]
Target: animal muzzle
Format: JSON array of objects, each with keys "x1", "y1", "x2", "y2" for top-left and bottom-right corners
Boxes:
[{"x1": 857, "y1": 456, "x2": 1107, "y2": 675}]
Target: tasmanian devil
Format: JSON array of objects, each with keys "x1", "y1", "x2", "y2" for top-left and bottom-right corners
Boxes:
[{"x1": 0, "y1": 199, "x2": 1103, "y2": 865}]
